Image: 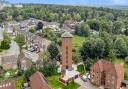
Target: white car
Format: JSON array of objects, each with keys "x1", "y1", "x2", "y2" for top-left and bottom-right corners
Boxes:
[{"x1": 81, "y1": 75, "x2": 88, "y2": 82}]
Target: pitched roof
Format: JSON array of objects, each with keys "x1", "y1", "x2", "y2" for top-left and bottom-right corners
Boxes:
[
  {"x1": 114, "y1": 64, "x2": 124, "y2": 78},
  {"x1": 0, "y1": 80, "x2": 15, "y2": 89},
  {"x1": 61, "y1": 32, "x2": 73, "y2": 38},
  {"x1": 97, "y1": 60, "x2": 114, "y2": 72},
  {"x1": 29, "y1": 71, "x2": 52, "y2": 89},
  {"x1": 93, "y1": 60, "x2": 124, "y2": 79}
]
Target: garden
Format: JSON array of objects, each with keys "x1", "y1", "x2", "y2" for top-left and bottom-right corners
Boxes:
[{"x1": 47, "y1": 74, "x2": 80, "y2": 89}]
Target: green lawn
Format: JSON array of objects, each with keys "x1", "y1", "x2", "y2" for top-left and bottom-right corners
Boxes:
[
  {"x1": 72, "y1": 35, "x2": 85, "y2": 49},
  {"x1": 15, "y1": 79, "x2": 25, "y2": 89},
  {"x1": 77, "y1": 64, "x2": 85, "y2": 73},
  {"x1": 47, "y1": 74, "x2": 80, "y2": 89},
  {"x1": 113, "y1": 58, "x2": 128, "y2": 80}
]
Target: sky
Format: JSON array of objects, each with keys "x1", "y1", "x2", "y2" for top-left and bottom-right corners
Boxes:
[{"x1": 6, "y1": 0, "x2": 128, "y2": 6}]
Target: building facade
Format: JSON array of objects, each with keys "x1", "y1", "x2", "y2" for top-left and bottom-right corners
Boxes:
[
  {"x1": 90, "y1": 60, "x2": 124, "y2": 89},
  {"x1": 61, "y1": 32, "x2": 73, "y2": 70},
  {"x1": 0, "y1": 80, "x2": 15, "y2": 89}
]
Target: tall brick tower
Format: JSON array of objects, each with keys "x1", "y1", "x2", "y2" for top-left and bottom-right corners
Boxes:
[{"x1": 61, "y1": 32, "x2": 73, "y2": 70}]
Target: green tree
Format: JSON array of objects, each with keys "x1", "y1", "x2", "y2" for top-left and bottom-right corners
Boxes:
[
  {"x1": 47, "y1": 42, "x2": 59, "y2": 59},
  {"x1": 29, "y1": 28, "x2": 36, "y2": 33},
  {"x1": 87, "y1": 19, "x2": 100, "y2": 31},
  {"x1": 80, "y1": 37, "x2": 105, "y2": 60},
  {"x1": 15, "y1": 34, "x2": 25, "y2": 49},
  {"x1": 114, "y1": 37, "x2": 128, "y2": 58},
  {"x1": 113, "y1": 21, "x2": 124, "y2": 34},
  {"x1": 0, "y1": 39, "x2": 10, "y2": 50},
  {"x1": 75, "y1": 23, "x2": 91, "y2": 37},
  {"x1": 99, "y1": 31, "x2": 112, "y2": 56}
]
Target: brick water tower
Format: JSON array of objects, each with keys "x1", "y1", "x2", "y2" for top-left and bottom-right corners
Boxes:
[{"x1": 61, "y1": 32, "x2": 73, "y2": 70}]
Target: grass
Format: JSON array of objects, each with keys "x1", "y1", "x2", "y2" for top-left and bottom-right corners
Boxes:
[
  {"x1": 15, "y1": 79, "x2": 25, "y2": 89},
  {"x1": 72, "y1": 35, "x2": 85, "y2": 49},
  {"x1": 47, "y1": 74, "x2": 80, "y2": 89},
  {"x1": 112, "y1": 58, "x2": 128, "y2": 80},
  {"x1": 77, "y1": 64, "x2": 85, "y2": 73}
]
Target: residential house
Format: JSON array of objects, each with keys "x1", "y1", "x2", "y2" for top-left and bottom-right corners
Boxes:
[
  {"x1": 6, "y1": 22, "x2": 20, "y2": 36},
  {"x1": 17, "y1": 29, "x2": 51, "y2": 52},
  {"x1": 1, "y1": 55, "x2": 18, "y2": 70},
  {"x1": 0, "y1": 41, "x2": 20, "y2": 70},
  {"x1": 29, "y1": 72, "x2": 52, "y2": 89},
  {"x1": 0, "y1": 80, "x2": 15, "y2": 89},
  {"x1": 90, "y1": 60, "x2": 124, "y2": 89},
  {"x1": 18, "y1": 52, "x2": 32, "y2": 70}
]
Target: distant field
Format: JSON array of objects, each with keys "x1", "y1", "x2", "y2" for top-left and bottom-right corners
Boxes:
[{"x1": 72, "y1": 35, "x2": 85, "y2": 49}]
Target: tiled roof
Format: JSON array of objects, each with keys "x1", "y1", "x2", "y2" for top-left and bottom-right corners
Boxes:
[
  {"x1": 95, "y1": 59, "x2": 124, "y2": 78},
  {"x1": 29, "y1": 71, "x2": 52, "y2": 89},
  {"x1": 97, "y1": 60, "x2": 114, "y2": 72}
]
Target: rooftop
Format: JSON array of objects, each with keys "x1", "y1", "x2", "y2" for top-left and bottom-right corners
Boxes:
[
  {"x1": 29, "y1": 71, "x2": 51, "y2": 89},
  {"x1": 61, "y1": 32, "x2": 73, "y2": 38}
]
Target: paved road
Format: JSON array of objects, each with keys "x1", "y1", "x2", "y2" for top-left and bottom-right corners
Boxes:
[{"x1": 75, "y1": 78, "x2": 99, "y2": 89}]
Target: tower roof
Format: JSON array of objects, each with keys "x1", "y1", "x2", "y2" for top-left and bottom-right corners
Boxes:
[{"x1": 61, "y1": 32, "x2": 73, "y2": 38}]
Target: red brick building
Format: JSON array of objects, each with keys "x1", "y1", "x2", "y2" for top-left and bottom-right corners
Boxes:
[
  {"x1": 0, "y1": 80, "x2": 15, "y2": 89},
  {"x1": 90, "y1": 60, "x2": 124, "y2": 89},
  {"x1": 61, "y1": 32, "x2": 73, "y2": 70},
  {"x1": 29, "y1": 72, "x2": 52, "y2": 89}
]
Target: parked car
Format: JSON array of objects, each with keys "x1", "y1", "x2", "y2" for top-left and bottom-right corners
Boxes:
[
  {"x1": 81, "y1": 73, "x2": 90, "y2": 82},
  {"x1": 27, "y1": 47, "x2": 36, "y2": 52},
  {"x1": 81, "y1": 75, "x2": 88, "y2": 82}
]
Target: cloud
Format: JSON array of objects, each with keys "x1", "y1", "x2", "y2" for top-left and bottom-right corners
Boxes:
[{"x1": 112, "y1": 0, "x2": 127, "y2": 5}]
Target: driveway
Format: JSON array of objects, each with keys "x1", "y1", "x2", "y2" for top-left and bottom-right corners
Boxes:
[{"x1": 75, "y1": 78, "x2": 99, "y2": 89}]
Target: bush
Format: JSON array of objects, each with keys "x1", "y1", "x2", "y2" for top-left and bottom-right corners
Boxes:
[
  {"x1": 0, "y1": 39, "x2": 10, "y2": 50},
  {"x1": 0, "y1": 49, "x2": 2, "y2": 52}
]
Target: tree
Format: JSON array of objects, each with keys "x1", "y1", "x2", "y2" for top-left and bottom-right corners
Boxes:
[
  {"x1": 99, "y1": 31, "x2": 112, "y2": 56},
  {"x1": 0, "y1": 39, "x2": 10, "y2": 50},
  {"x1": 114, "y1": 37, "x2": 128, "y2": 58},
  {"x1": 100, "y1": 20, "x2": 113, "y2": 33},
  {"x1": 15, "y1": 34, "x2": 25, "y2": 49},
  {"x1": 80, "y1": 37, "x2": 105, "y2": 60},
  {"x1": 37, "y1": 21, "x2": 43, "y2": 30},
  {"x1": 75, "y1": 23, "x2": 91, "y2": 37},
  {"x1": 47, "y1": 42, "x2": 59, "y2": 59},
  {"x1": 113, "y1": 21, "x2": 124, "y2": 34},
  {"x1": 39, "y1": 63, "x2": 57, "y2": 77},
  {"x1": 84, "y1": 58, "x2": 96, "y2": 71},
  {"x1": 124, "y1": 29, "x2": 128, "y2": 36},
  {"x1": 29, "y1": 28, "x2": 36, "y2": 33},
  {"x1": 87, "y1": 19, "x2": 100, "y2": 31}
]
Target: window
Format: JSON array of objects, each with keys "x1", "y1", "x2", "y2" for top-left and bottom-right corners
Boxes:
[{"x1": 66, "y1": 46, "x2": 68, "y2": 62}]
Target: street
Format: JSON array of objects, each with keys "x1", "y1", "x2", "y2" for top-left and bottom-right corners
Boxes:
[{"x1": 75, "y1": 78, "x2": 99, "y2": 89}]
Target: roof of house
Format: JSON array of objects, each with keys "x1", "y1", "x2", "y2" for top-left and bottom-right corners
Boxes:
[
  {"x1": 61, "y1": 32, "x2": 73, "y2": 38},
  {"x1": 18, "y1": 52, "x2": 32, "y2": 69},
  {"x1": 29, "y1": 71, "x2": 52, "y2": 89},
  {"x1": 0, "y1": 80, "x2": 15, "y2": 89},
  {"x1": 97, "y1": 60, "x2": 114, "y2": 72},
  {"x1": 92, "y1": 59, "x2": 124, "y2": 78}
]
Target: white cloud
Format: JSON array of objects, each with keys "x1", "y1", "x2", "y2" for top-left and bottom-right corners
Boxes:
[{"x1": 112, "y1": 0, "x2": 127, "y2": 5}]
